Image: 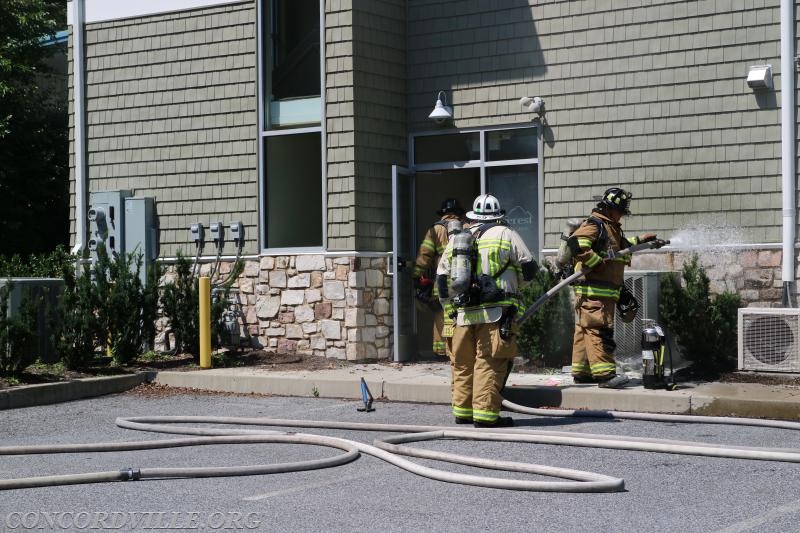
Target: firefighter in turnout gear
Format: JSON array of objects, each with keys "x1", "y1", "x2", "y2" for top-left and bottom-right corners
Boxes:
[
  {"x1": 437, "y1": 194, "x2": 538, "y2": 427},
  {"x1": 412, "y1": 198, "x2": 466, "y2": 357},
  {"x1": 569, "y1": 187, "x2": 658, "y2": 388}
]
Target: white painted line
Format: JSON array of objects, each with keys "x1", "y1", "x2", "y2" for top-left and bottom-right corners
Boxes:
[
  {"x1": 242, "y1": 466, "x2": 395, "y2": 501},
  {"x1": 713, "y1": 498, "x2": 800, "y2": 533}
]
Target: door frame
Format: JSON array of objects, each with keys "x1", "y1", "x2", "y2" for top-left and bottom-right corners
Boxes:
[{"x1": 391, "y1": 164, "x2": 416, "y2": 362}]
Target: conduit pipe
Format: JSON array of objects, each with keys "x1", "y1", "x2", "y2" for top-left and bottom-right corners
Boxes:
[
  {"x1": 781, "y1": 0, "x2": 797, "y2": 305},
  {"x1": 69, "y1": 0, "x2": 88, "y2": 256},
  {"x1": 5, "y1": 411, "x2": 800, "y2": 493}
]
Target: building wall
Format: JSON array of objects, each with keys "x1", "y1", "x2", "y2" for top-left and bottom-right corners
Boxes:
[
  {"x1": 66, "y1": 0, "x2": 800, "y2": 364},
  {"x1": 70, "y1": 2, "x2": 258, "y2": 257},
  {"x1": 407, "y1": 0, "x2": 788, "y2": 250},
  {"x1": 163, "y1": 254, "x2": 394, "y2": 359},
  {"x1": 326, "y1": 0, "x2": 407, "y2": 251}
]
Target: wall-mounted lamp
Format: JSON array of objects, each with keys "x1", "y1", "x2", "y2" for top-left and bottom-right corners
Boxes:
[
  {"x1": 520, "y1": 96, "x2": 545, "y2": 116},
  {"x1": 747, "y1": 64, "x2": 773, "y2": 91},
  {"x1": 428, "y1": 90, "x2": 453, "y2": 124}
]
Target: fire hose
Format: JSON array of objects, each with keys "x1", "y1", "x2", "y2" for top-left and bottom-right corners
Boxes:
[
  {"x1": 517, "y1": 238, "x2": 670, "y2": 325},
  {"x1": 4, "y1": 238, "x2": 798, "y2": 494},
  {"x1": 3, "y1": 409, "x2": 800, "y2": 493}
]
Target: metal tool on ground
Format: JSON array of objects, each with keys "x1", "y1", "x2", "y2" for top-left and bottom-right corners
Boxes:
[
  {"x1": 641, "y1": 320, "x2": 677, "y2": 391},
  {"x1": 517, "y1": 239, "x2": 669, "y2": 325},
  {"x1": 357, "y1": 377, "x2": 375, "y2": 412}
]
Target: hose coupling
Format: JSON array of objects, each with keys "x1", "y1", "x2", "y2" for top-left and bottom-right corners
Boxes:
[{"x1": 120, "y1": 468, "x2": 142, "y2": 481}]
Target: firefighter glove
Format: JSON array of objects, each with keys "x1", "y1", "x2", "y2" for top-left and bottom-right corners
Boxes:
[
  {"x1": 639, "y1": 233, "x2": 657, "y2": 243},
  {"x1": 414, "y1": 277, "x2": 433, "y2": 302},
  {"x1": 617, "y1": 286, "x2": 639, "y2": 323}
]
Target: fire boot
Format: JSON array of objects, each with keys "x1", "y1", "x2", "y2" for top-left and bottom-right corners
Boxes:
[{"x1": 597, "y1": 374, "x2": 629, "y2": 389}]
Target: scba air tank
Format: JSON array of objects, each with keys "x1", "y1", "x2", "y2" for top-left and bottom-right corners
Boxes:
[
  {"x1": 555, "y1": 219, "x2": 582, "y2": 269},
  {"x1": 446, "y1": 219, "x2": 463, "y2": 236},
  {"x1": 450, "y1": 230, "x2": 474, "y2": 295}
]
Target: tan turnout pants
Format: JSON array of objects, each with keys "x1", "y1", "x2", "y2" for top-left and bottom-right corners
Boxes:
[
  {"x1": 571, "y1": 296, "x2": 617, "y2": 380},
  {"x1": 449, "y1": 320, "x2": 517, "y2": 424}
]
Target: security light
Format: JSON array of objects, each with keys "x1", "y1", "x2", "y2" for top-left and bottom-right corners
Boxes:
[{"x1": 428, "y1": 91, "x2": 453, "y2": 124}]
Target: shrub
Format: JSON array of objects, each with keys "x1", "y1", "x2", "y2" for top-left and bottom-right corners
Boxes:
[
  {"x1": 517, "y1": 268, "x2": 574, "y2": 367},
  {"x1": 54, "y1": 260, "x2": 101, "y2": 369},
  {"x1": 53, "y1": 245, "x2": 161, "y2": 368},
  {"x1": 161, "y1": 254, "x2": 243, "y2": 360},
  {"x1": 659, "y1": 253, "x2": 742, "y2": 378},
  {"x1": 93, "y1": 245, "x2": 162, "y2": 365},
  {"x1": 0, "y1": 245, "x2": 75, "y2": 277},
  {"x1": 0, "y1": 281, "x2": 40, "y2": 376},
  {"x1": 161, "y1": 254, "x2": 200, "y2": 356}
]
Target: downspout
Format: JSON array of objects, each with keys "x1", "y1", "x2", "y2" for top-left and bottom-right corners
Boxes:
[
  {"x1": 70, "y1": 0, "x2": 87, "y2": 256},
  {"x1": 781, "y1": 0, "x2": 797, "y2": 307}
]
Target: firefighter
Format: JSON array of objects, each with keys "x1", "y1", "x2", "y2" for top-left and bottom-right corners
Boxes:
[
  {"x1": 436, "y1": 194, "x2": 537, "y2": 427},
  {"x1": 569, "y1": 187, "x2": 657, "y2": 388},
  {"x1": 412, "y1": 198, "x2": 465, "y2": 358}
]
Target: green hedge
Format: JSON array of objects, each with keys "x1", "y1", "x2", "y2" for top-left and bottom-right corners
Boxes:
[
  {"x1": 659, "y1": 253, "x2": 742, "y2": 378},
  {"x1": 517, "y1": 268, "x2": 574, "y2": 367}
]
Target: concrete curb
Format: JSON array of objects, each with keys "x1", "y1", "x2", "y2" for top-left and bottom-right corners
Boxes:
[
  {"x1": 0, "y1": 372, "x2": 156, "y2": 410},
  {"x1": 154, "y1": 369, "x2": 800, "y2": 421},
  {"x1": 6, "y1": 367, "x2": 800, "y2": 422}
]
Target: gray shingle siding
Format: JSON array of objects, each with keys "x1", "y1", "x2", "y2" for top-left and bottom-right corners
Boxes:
[
  {"x1": 327, "y1": 0, "x2": 406, "y2": 251},
  {"x1": 408, "y1": 0, "x2": 787, "y2": 249},
  {"x1": 71, "y1": 2, "x2": 257, "y2": 257},
  {"x1": 352, "y1": 0, "x2": 406, "y2": 251}
]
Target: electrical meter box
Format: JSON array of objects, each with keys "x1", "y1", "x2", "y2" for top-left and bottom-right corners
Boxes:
[
  {"x1": 124, "y1": 197, "x2": 158, "y2": 285},
  {"x1": 88, "y1": 190, "x2": 131, "y2": 258}
]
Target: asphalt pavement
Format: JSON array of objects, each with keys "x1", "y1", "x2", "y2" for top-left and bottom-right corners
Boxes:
[{"x1": 3, "y1": 394, "x2": 800, "y2": 533}]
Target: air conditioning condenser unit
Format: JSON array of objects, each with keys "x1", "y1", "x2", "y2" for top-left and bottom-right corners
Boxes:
[{"x1": 738, "y1": 308, "x2": 800, "y2": 373}]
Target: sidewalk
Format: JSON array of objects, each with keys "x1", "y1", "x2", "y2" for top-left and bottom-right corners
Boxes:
[
  {"x1": 3, "y1": 362, "x2": 800, "y2": 420},
  {"x1": 152, "y1": 362, "x2": 800, "y2": 421}
]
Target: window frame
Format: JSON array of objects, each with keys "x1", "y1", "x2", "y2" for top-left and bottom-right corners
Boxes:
[
  {"x1": 409, "y1": 123, "x2": 544, "y2": 256},
  {"x1": 256, "y1": 0, "x2": 327, "y2": 253}
]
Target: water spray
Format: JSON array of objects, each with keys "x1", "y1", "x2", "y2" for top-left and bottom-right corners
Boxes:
[{"x1": 518, "y1": 238, "x2": 670, "y2": 325}]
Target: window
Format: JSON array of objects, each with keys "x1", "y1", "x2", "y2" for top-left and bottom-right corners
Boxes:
[
  {"x1": 413, "y1": 132, "x2": 479, "y2": 165},
  {"x1": 265, "y1": 132, "x2": 322, "y2": 248},
  {"x1": 259, "y1": 0, "x2": 324, "y2": 250},
  {"x1": 265, "y1": 0, "x2": 321, "y2": 129},
  {"x1": 411, "y1": 125, "x2": 541, "y2": 252}
]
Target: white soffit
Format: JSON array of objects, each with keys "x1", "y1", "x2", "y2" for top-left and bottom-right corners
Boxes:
[{"x1": 67, "y1": 0, "x2": 243, "y2": 25}]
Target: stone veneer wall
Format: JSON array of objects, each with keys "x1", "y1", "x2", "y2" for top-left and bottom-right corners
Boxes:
[
  {"x1": 157, "y1": 247, "x2": 786, "y2": 361},
  {"x1": 158, "y1": 248, "x2": 785, "y2": 358},
  {"x1": 167, "y1": 254, "x2": 394, "y2": 360},
  {"x1": 618, "y1": 248, "x2": 785, "y2": 307}
]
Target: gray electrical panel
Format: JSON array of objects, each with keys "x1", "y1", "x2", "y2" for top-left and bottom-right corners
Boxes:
[
  {"x1": 124, "y1": 197, "x2": 158, "y2": 285},
  {"x1": 88, "y1": 190, "x2": 131, "y2": 258},
  {"x1": 87, "y1": 190, "x2": 159, "y2": 286}
]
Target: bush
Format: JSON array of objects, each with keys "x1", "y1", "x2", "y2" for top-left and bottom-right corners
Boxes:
[
  {"x1": 659, "y1": 253, "x2": 742, "y2": 378},
  {"x1": 160, "y1": 254, "x2": 239, "y2": 360},
  {"x1": 161, "y1": 255, "x2": 199, "y2": 356},
  {"x1": 0, "y1": 281, "x2": 40, "y2": 376},
  {"x1": 0, "y1": 245, "x2": 75, "y2": 277},
  {"x1": 54, "y1": 260, "x2": 101, "y2": 369},
  {"x1": 93, "y1": 245, "x2": 162, "y2": 365},
  {"x1": 517, "y1": 268, "x2": 574, "y2": 367},
  {"x1": 53, "y1": 245, "x2": 161, "y2": 368}
]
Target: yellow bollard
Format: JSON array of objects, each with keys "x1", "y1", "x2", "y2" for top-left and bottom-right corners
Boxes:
[{"x1": 199, "y1": 276, "x2": 211, "y2": 369}]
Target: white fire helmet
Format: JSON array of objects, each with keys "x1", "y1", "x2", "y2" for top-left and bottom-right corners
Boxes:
[{"x1": 467, "y1": 194, "x2": 505, "y2": 221}]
